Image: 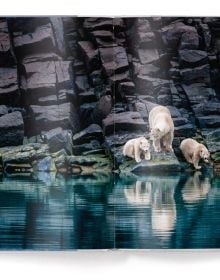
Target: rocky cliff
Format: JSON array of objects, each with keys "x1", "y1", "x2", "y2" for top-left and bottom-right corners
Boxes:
[{"x1": 0, "y1": 17, "x2": 220, "y2": 174}]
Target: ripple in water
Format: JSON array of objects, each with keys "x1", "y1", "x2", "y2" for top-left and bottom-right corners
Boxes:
[{"x1": 0, "y1": 171, "x2": 219, "y2": 250}]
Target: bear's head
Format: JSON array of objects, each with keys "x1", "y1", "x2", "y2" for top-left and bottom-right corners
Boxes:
[
  {"x1": 199, "y1": 146, "x2": 210, "y2": 163},
  {"x1": 150, "y1": 128, "x2": 162, "y2": 140},
  {"x1": 139, "y1": 137, "x2": 150, "y2": 152}
]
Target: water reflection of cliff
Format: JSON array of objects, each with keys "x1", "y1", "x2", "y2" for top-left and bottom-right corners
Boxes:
[{"x1": 0, "y1": 172, "x2": 219, "y2": 249}]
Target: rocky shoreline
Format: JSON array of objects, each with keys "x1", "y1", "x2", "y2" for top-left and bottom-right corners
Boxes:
[{"x1": 0, "y1": 17, "x2": 220, "y2": 176}]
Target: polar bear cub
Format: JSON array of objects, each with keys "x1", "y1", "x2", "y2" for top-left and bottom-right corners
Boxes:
[
  {"x1": 180, "y1": 138, "x2": 210, "y2": 170},
  {"x1": 123, "y1": 136, "x2": 151, "y2": 163},
  {"x1": 149, "y1": 105, "x2": 174, "y2": 153}
]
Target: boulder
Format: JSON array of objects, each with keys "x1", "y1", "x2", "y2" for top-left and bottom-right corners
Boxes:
[
  {"x1": 182, "y1": 83, "x2": 213, "y2": 105},
  {"x1": 0, "y1": 111, "x2": 24, "y2": 147},
  {"x1": 162, "y1": 22, "x2": 198, "y2": 48},
  {"x1": 0, "y1": 67, "x2": 20, "y2": 105},
  {"x1": 89, "y1": 95, "x2": 112, "y2": 126},
  {"x1": 83, "y1": 17, "x2": 124, "y2": 31},
  {"x1": 136, "y1": 75, "x2": 170, "y2": 95},
  {"x1": 179, "y1": 31, "x2": 199, "y2": 49},
  {"x1": 49, "y1": 17, "x2": 66, "y2": 57},
  {"x1": 0, "y1": 105, "x2": 8, "y2": 116},
  {"x1": 73, "y1": 140, "x2": 103, "y2": 155},
  {"x1": 67, "y1": 154, "x2": 112, "y2": 174},
  {"x1": 72, "y1": 124, "x2": 103, "y2": 145},
  {"x1": 30, "y1": 103, "x2": 79, "y2": 133},
  {"x1": 32, "y1": 156, "x2": 56, "y2": 172},
  {"x1": 22, "y1": 60, "x2": 73, "y2": 97},
  {"x1": 119, "y1": 150, "x2": 181, "y2": 174},
  {"x1": 137, "y1": 48, "x2": 160, "y2": 64},
  {"x1": 103, "y1": 111, "x2": 147, "y2": 135},
  {"x1": 43, "y1": 127, "x2": 73, "y2": 154},
  {"x1": 180, "y1": 64, "x2": 210, "y2": 82},
  {"x1": 13, "y1": 23, "x2": 56, "y2": 57},
  {"x1": 179, "y1": 50, "x2": 208, "y2": 67},
  {"x1": 0, "y1": 19, "x2": 15, "y2": 66},
  {"x1": 0, "y1": 143, "x2": 49, "y2": 166},
  {"x1": 99, "y1": 46, "x2": 129, "y2": 76},
  {"x1": 197, "y1": 116, "x2": 220, "y2": 129},
  {"x1": 78, "y1": 41, "x2": 100, "y2": 71}
]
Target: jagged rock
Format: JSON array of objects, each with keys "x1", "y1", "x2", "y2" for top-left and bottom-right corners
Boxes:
[
  {"x1": 78, "y1": 90, "x2": 97, "y2": 103},
  {"x1": 84, "y1": 17, "x2": 124, "y2": 31},
  {"x1": 22, "y1": 52, "x2": 62, "y2": 63},
  {"x1": 67, "y1": 154, "x2": 112, "y2": 174},
  {"x1": 162, "y1": 22, "x2": 199, "y2": 48},
  {"x1": 137, "y1": 48, "x2": 159, "y2": 64},
  {"x1": 13, "y1": 23, "x2": 56, "y2": 57},
  {"x1": 119, "y1": 150, "x2": 181, "y2": 174},
  {"x1": 42, "y1": 127, "x2": 73, "y2": 154},
  {"x1": 73, "y1": 140, "x2": 103, "y2": 155},
  {"x1": 0, "y1": 111, "x2": 24, "y2": 147},
  {"x1": 197, "y1": 116, "x2": 220, "y2": 128},
  {"x1": 179, "y1": 31, "x2": 199, "y2": 49},
  {"x1": 30, "y1": 103, "x2": 79, "y2": 133},
  {"x1": 75, "y1": 75, "x2": 90, "y2": 93},
  {"x1": 133, "y1": 62, "x2": 160, "y2": 76},
  {"x1": 0, "y1": 68, "x2": 20, "y2": 105},
  {"x1": 193, "y1": 102, "x2": 220, "y2": 116},
  {"x1": 72, "y1": 124, "x2": 103, "y2": 144},
  {"x1": 22, "y1": 60, "x2": 73, "y2": 97},
  {"x1": 118, "y1": 81, "x2": 135, "y2": 97},
  {"x1": 89, "y1": 95, "x2": 112, "y2": 126},
  {"x1": 91, "y1": 30, "x2": 114, "y2": 47},
  {"x1": 180, "y1": 64, "x2": 210, "y2": 82},
  {"x1": 0, "y1": 19, "x2": 15, "y2": 66},
  {"x1": 99, "y1": 46, "x2": 129, "y2": 76},
  {"x1": 78, "y1": 41, "x2": 100, "y2": 71},
  {"x1": 136, "y1": 75, "x2": 170, "y2": 95},
  {"x1": 32, "y1": 156, "x2": 56, "y2": 171},
  {"x1": 103, "y1": 111, "x2": 147, "y2": 135},
  {"x1": 182, "y1": 83, "x2": 214, "y2": 105},
  {"x1": 179, "y1": 50, "x2": 208, "y2": 67},
  {"x1": 136, "y1": 32, "x2": 156, "y2": 48},
  {"x1": 0, "y1": 105, "x2": 8, "y2": 116},
  {"x1": 50, "y1": 17, "x2": 65, "y2": 57},
  {"x1": 0, "y1": 143, "x2": 49, "y2": 166},
  {"x1": 55, "y1": 61, "x2": 74, "y2": 90}
]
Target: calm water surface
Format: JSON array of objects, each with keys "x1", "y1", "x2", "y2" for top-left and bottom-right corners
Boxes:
[{"x1": 0, "y1": 171, "x2": 219, "y2": 250}]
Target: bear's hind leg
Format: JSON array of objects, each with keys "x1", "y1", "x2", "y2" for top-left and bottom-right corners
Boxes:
[
  {"x1": 163, "y1": 131, "x2": 173, "y2": 152},
  {"x1": 192, "y1": 153, "x2": 201, "y2": 170}
]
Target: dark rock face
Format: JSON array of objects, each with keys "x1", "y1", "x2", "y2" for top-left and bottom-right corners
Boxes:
[
  {"x1": 0, "y1": 16, "x2": 220, "y2": 174},
  {"x1": 43, "y1": 127, "x2": 73, "y2": 154},
  {"x1": 30, "y1": 103, "x2": 79, "y2": 133},
  {"x1": 103, "y1": 112, "x2": 147, "y2": 135},
  {"x1": 0, "y1": 111, "x2": 24, "y2": 146}
]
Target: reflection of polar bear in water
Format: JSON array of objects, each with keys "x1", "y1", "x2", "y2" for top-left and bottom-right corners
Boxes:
[
  {"x1": 149, "y1": 105, "x2": 174, "y2": 153},
  {"x1": 124, "y1": 181, "x2": 152, "y2": 205},
  {"x1": 181, "y1": 172, "x2": 211, "y2": 203},
  {"x1": 151, "y1": 186, "x2": 176, "y2": 235},
  {"x1": 180, "y1": 138, "x2": 210, "y2": 170},
  {"x1": 124, "y1": 177, "x2": 177, "y2": 235},
  {"x1": 123, "y1": 137, "x2": 151, "y2": 163}
]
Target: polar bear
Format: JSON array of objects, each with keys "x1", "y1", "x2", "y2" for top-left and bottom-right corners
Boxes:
[
  {"x1": 123, "y1": 136, "x2": 151, "y2": 163},
  {"x1": 180, "y1": 138, "x2": 210, "y2": 170},
  {"x1": 149, "y1": 105, "x2": 174, "y2": 153}
]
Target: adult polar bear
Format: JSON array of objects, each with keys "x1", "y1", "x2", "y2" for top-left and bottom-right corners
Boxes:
[{"x1": 149, "y1": 105, "x2": 174, "y2": 153}]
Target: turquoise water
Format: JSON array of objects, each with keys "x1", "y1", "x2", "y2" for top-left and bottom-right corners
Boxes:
[{"x1": 0, "y1": 171, "x2": 219, "y2": 250}]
